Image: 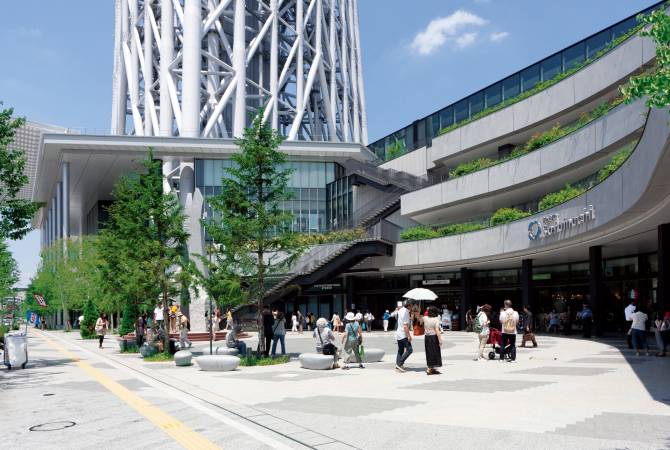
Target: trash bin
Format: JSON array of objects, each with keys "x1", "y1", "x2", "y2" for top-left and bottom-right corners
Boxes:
[{"x1": 3, "y1": 331, "x2": 28, "y2": 370}]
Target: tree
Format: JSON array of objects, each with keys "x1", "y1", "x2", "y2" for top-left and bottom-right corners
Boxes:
[
  {"x1": 0, "y1": 240, "x2": 18, "y2": 299},
  {"x1": 0, "y1": 104, "x2": 41, "y2": 240},
  {"x1": 622, "y1": 6, "x2": 670, "y2": 110},
  {"x1": 203, "y1": 110, "x2": 303, "y2": 353},
  {"x1": 80, "y1": 297, "x2": 99, "y2": 339},
  {"x1": 97, "y1": 149, "x2": 193, "y2": 351}
]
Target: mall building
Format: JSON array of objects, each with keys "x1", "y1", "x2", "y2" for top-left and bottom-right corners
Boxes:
[{"x1": 27, "y1": 1, "x2": 670, "y2": 333}]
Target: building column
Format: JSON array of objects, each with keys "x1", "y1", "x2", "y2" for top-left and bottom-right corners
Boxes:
[
  {"x1": 345, "y1": 276, "x2": 354, "y2": 312},
  {"x1": 460, "y1": 268, "x2": 472, "y2": 331},
  {"x1": 521, "y1": 259, "x2": 534, "y2": 311},
  {"x1": 589, "y1": 246, "x2": 605, "y2": 336},
  {"x1": 181, "y1": 0, "x2": 202, "y2": 137},
  {"x1": 61, "y1": 162, "x2": 70, "y2": 242},
  {"x1": 658, "y1": 224, "x2": 670, "y2": 313}
]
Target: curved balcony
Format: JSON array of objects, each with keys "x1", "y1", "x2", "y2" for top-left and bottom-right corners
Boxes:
[
  {"x1": 400, "y1": 99, "x2": 648, "y2": 224},
  {"x1": 390, "y1": 106, "x2": 670, "y2": 269},
  {"x1": 380, "y1": 31, "x2": 656, "y2": 177}
]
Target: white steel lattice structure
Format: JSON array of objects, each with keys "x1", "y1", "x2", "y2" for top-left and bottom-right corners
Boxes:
[{"x1": 111, "y1": 0, "x2": 368, "y2": 143}]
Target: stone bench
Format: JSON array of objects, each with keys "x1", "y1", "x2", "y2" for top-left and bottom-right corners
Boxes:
[
  {"x1": 215, "y1": 347, "x2": 240, "y2": 356},
  {"x1": 362, "y1": 348, "x2": 385, "y2": 363},
  {"x1": 195, "y1": 355, "x2": 240, "y2": 372},
  {"x1": 174, "y1": 350, "x2": 193, "y2": 366},
  {"x1": 299, "y1": 353, "x2": 334, "y2": 370}
]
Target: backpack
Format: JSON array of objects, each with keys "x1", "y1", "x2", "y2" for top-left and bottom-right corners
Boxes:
[
  {"x1": 473, "y1": 312, "x2": 484, "y2": 334},
  {"x1": 502, "y1": 310, "x2": 517, "y2": 333}
]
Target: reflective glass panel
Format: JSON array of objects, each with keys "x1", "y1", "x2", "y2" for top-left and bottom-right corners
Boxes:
[
  {"x1": 502, "y1": 74, "x2": 520, "y2": 100},
  {"x1": 454, "y1": 99, "x2": 469, "y2": 122},
  {"x1": 611, "y1": 17, "x2": 637, "y2": 39},
  {"x1": 469, "y1": 92, "x2": 484, "y2": 116},
  {"x1": 485, "y1": 83, "x2": 502, "y2": 108},
  {"x1": 563, "y1": 42, "x2": 585, "y2": 71},
  {"x1": 440, "y1": 107, "x2": 454, "y2": 129},
  {"x1": 541, "y1": 53, "x2": 562, "y2": 81},
  {"x1": 586, "y1": 30, "x2": 610, "y2": 59},
  {"x1": 520, "y1": 64, "x2": 540, "y2": 92}
]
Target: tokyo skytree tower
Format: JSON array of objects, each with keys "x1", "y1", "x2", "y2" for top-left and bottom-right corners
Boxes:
[{"x1": 110, "y1": 0, "x2": 368, "y2": 144}]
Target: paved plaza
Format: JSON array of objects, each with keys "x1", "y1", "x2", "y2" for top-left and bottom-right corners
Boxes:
[{"x1": 1, "y1": 329, "x2": 669, "y2": 449}]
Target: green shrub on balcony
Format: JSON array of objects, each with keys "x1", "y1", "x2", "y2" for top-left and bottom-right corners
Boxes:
[
  {"x1": 597, "y1": 145, "x2": 635, "y2": 182},
  {"x1": 489, "y1": 207, "x2": 531, "y2": 226},
  {"x1": 385, "y1": 140, "x2": 406, "y2": 161},
  {"x1": 399, "y1": 226, "x2": 440, "y2": 241},
  {"x1": 437, "y1": 222, "x2": 486, "y2": 236},
  {"x1": 448, "y1": 158, "x2": 496, "y2": 178},
  {"x1": 538, "y1": 185, "x2": 587, "y2": 211}
]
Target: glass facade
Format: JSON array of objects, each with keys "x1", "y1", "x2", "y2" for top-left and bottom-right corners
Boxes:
[
  {"x1": 326, "y1": 175, "x2": 353, "y2": 230},
  {"x1": 368, "y1": 1, "x2": 663, "y2": 162},
  {"x1": 195, "y1": 159, "x2": 342, "y2": 233}
]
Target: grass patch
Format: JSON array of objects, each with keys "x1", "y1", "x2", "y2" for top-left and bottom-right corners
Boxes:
[
  {"x1": 120, "y1": 345, "x2": 139, "y2": 354},
  {"x1": 143, "y1": 352, "x2": 174, "y2": 362},
  {"x1": 239, "y1": 355, "x2": 289, "y2": 367}
]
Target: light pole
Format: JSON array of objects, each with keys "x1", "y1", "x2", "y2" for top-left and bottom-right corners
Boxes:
[{"x1": 203, "y1": 208, "x2": 213, "y2": 355}]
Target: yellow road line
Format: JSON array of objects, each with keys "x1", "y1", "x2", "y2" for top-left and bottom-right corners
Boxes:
[{"x1": 38, "y1": 331, "x2": 220, "y2": 450}]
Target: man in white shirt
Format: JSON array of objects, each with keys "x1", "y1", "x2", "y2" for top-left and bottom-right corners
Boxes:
[
  {"x1": 499, "y1": 300, "x2": 519, "y2": 362},
  {"x1": 624, "y1": 301, "x2": 636, "y2": 349},
  {"x1": 395, "y1": 301, "x2": 413, "y2": 372},
  {"x1": 153, "y1": 304, "x2": 164, "y2": 330}
]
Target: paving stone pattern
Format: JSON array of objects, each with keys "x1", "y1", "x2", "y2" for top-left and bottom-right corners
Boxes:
[
  {"x1": 254, "y1": 395, "x2": 422, "y2": 417},
  {"x1": 511, "y1": 366, "x2": 615, "y2": 376},
  {"x1": 400, "y1": 378, "x2": 555, "y2": 393}
]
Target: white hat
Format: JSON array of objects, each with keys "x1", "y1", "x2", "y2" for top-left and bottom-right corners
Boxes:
[
  {"x1": 345, "y1": 312, "x2": 355, "y2": 321},
  {"x1": 316, "y1": 318, "x2": 328, "y2": 328}
]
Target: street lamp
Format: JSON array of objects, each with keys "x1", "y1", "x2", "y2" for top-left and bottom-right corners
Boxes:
[{"x1": 203, "y1": 208, "x2": 214, "y2": 355}]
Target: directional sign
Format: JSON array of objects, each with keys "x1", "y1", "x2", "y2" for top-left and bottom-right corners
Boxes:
[{"x1": 34, "y1": 293, "x2": 47, "y2": 308}]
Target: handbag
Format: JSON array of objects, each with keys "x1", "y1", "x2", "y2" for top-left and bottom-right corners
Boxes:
[
  {"x1": 359, "y1": 344, "x2": 365, "y2": 359},
  {"x1": 318, "y1": 329, "x2": 336, "y2": 355}
]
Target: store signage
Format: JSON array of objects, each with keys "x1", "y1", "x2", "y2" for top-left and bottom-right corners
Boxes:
[
  {"x1": 532, "y1": 273, "x2": 552, "y2": 281},
  {"x1": 33, "y1": 293, "x2": 47, "y2": 308},
  {"x1": 312, "y1": 284, "x2": 339, "y2": 291},
  {"x1": 422, "y1": 279, "x2": 450, "y2": 285},
  {"x1": 528, "y1": 205, "x2": 595, "y2": 241}
]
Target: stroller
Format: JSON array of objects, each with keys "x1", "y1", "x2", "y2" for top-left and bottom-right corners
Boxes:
[{"x1": 487, "y1": 328, "x2": 513, "y2": 360}]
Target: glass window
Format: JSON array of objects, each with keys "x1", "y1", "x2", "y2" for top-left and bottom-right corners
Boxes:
[
  {"x1": 563, "y1": 42, "x2": 585, "y2": 71},
  {"x1": 440, "y1": 107, "x2": 454, "y2": 129},
  {"x1": 404, "y1": 125, "x2": 415, "y2": 151},
  {"x1": 586, "y1": 30, "x2": 610, "y2": 59},
  {"x1": 604, "y1": 256, "x2": 638, "y2": 278},
  {"x1": 469, "y1": 92, "x2": 484, "y2": 116},
  {"x1": 414, "y1": 119, "x2": 426, "y2": 149},
  {"x1": 454, "y1": 99, "x2": 469, "y2": 123},
  {"x1": 570, "y1": 262, "x2": 590, "y2": 279},
  {"x1": 485, "y1": 83, "x2": 502, "y2": 108},
  {"x1": 502, "y1": 74, "x2": 520, "y2": 100},
  {"x1": 541, "y1": 53, "x2": 562, "y2": 81},
  {"x1": 195, "y1": 159, "x2": 204, "y2": 188},
  {"x1": 611, "y1": 17, "x2": 637, "y2": 40},
  {"x1": 520, "y1": 64, "x2": 540, "y2": 92},
  {"x1": 204, "y1": 160, "x2": 214, "y2": 186}
]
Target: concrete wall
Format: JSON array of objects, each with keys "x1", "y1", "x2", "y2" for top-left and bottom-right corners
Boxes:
[
  {"x1": 392, "y1": 107, "x2": 670, "y2": 268},
  {"x1": 401, "y1": 99, "x2": 647, "y2": 219},
  {"x1": 380, "y1": 33, "x2": 654, "y2": 176}
]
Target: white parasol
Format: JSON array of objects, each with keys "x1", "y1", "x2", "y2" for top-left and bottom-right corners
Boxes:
[{"x1": 402, "y1": 288, "x2": 438, "y2": 302}]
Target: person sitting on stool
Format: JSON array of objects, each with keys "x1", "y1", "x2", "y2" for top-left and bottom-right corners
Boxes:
[{"x1": 226, "y1": 325, "x2": 247, "y2": 355}]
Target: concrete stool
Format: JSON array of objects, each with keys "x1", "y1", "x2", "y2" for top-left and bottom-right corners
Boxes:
[
  {"x1": 299, "y1": 353, "x2": 334, "y2": 370},
  {"x1": 195, "y1": 355, "x2": 240, "y2": 372},
  {"x1": 215, "y1": 347, "x2": 240, "y2": 356},
  {"x1": 174, "y1": 350, "x2": 192, "y2": 367},
  {"x1": 140, "y1": 343, "x2": 158, "y2": 358},
  {"x1": 362, "y1": 348, "x2": 385, "y2": 363}
]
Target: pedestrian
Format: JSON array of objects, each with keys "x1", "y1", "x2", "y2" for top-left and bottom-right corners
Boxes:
[
  {"x1": 169, "y1": 304, "x2": 178, "y2": 334},
  {"x1": 226, "y1": 308, "x2": 233, "y2": 330},
  {"x1": 213, "y1": 309, "x2": 221, "y2": 331},
  {"x1": 383, "y1": 310, "x2": 390, "y2": 332},
  {"x1": 179, "y1": 310, "x2": 192, "y2": 349},
  {"x1": 297, "y1": 310, "x2": 304, "y2": 333},
  {"x1": 548, "y1": 309, "x2": 559, "y2": 333},
  {"x1": 314, "y1": 317, "x2": 339, "y2": 368},
  {"x1": 271, "y1": 312, "x2": 287, "y2": 357},
  {"x1": 653, "y1": 312, "x2": 670, "y2": 357},
  {"x1": 423, "y1": 306, "x2": 443, "y2": 375},
  {"x1": 291, "y1": 311, "x2": 298, "y2": 332},
  {"x1": 630, "y1": 305, "x2": 650, "y2": 356},
  {"x1": 261, "y1": 305, "x2": 274, "y2": 356},
  {"x1": 473, "y1": 304, "x2": 492, "y2": 360},
  {"x1": 306, "y1": 312, "x2": 312, "y2": 331},
  {"x1": 331, "y1": 312, "x2": 342, "y2": 332},
  {"x1": 624, "y1": 300, "x2": 637, "y2": 349},
  {"x1": 499, "y1": 300, "x2": 519, "y2": 362},
  {"x1": 153, "y1": 303, "x2": 164, "y2": 331},
  {"x1": 342, "y1": 312, "x2": 364, "y2": 370},
  {"x1": 395, "y1": 300, "x2": 413, "y2": 372},
  {"x1": 578, "y1": 304, "x2": 594, "y2": 338},
  {"x1": 226, "y1": 325, "x2": 247, "y2": 355},
  {"x1": 95, "y1": 313, "x2": 108, "y2": 349},
  {"x1": 135, "y1": 313, "x2": 146, "y2": 348}
]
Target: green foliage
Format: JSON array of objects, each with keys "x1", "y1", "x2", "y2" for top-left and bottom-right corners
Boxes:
[
  {"x1": 0, "y1": 240, "x2": 18, "y2": 299},
  {"x1": 489, "y1": 207, "x2": 531, "y2": 226},
  {"x1": 0, "y1": 324, "x2": 8, "y2": 340},
  {"x1": 437, "y1": 24, "x2": 641, "y2": 138},
  {"x1": 385, "y1": 140, "x2": 406, "y2": 161},
  {"x1": 525, "y1": 124, "x2": 564, "y2": 151},
  {"x1": 295, "y1": 228, "x2": 367, "y2": 246},
  {"x1": 119, "y1": 300, "x2": 138, "y2": 337},
  {"x1": 449, "y1": 158, "x2": 496, "y2": 178},
  {"x1": 399, "y1": 226, "x2": 440, "y2": 241},
  {"x1": 437, "y1": 222, "x2": 486, "y2": 236},
  {"x1": 0, "y1": 104, "x2": 41, "y2": 240},
  {"x1": 622, "y1": 6, "x2": 670, "y2": 112},
  {"x1": 80, "y1": 298, "x2": 99, "y2": 339},
  {"x1": 538, "y1": 185, "x2": 587, "y2": 211},
  {"x1": 239, "y1": 355, "x2": 289, "y2": 366},
  {"x1": 143, "y1": 352, "x2": 173, "y2": 362},
  {"x1": 598, "y1": 145, "x2": 635, "y2": 182},
  {"x1": 120, "y1": 343, "x2": 139, "y2": 353}
]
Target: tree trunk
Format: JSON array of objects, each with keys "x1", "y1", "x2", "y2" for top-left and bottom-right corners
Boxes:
[
  {"x1": 257, "y1": 250, "x2": 265, "y2": 354},
  {"x1": 163, "y1": 289, "x2": 170, "y2": 354}
]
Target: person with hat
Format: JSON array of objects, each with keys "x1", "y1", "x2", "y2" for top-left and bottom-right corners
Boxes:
[
  {"x1": 341, "y1": 312, "x2": 364, "y2": 369},
  {"x1": 654, "y1": 311, "x2": 670, "y2": 357}
]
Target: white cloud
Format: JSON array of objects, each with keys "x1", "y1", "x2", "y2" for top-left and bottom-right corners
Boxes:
[
  {"x1": 455, "y1": 32, "x2": 478, "y2": 49},
  {"x1": 490, "y1": 31, "x2": 509, "y2": 42},
  {"x1": 410, "y1": 10, "x2": 487, "y2": 55},
  {"x1": 17, "y1": 26, "x2": 43, "y2": 38}
]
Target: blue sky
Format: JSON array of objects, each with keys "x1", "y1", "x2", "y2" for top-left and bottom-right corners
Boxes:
[{"x1": 1, "y1": 0, "x2": 657, "y2": 287}]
